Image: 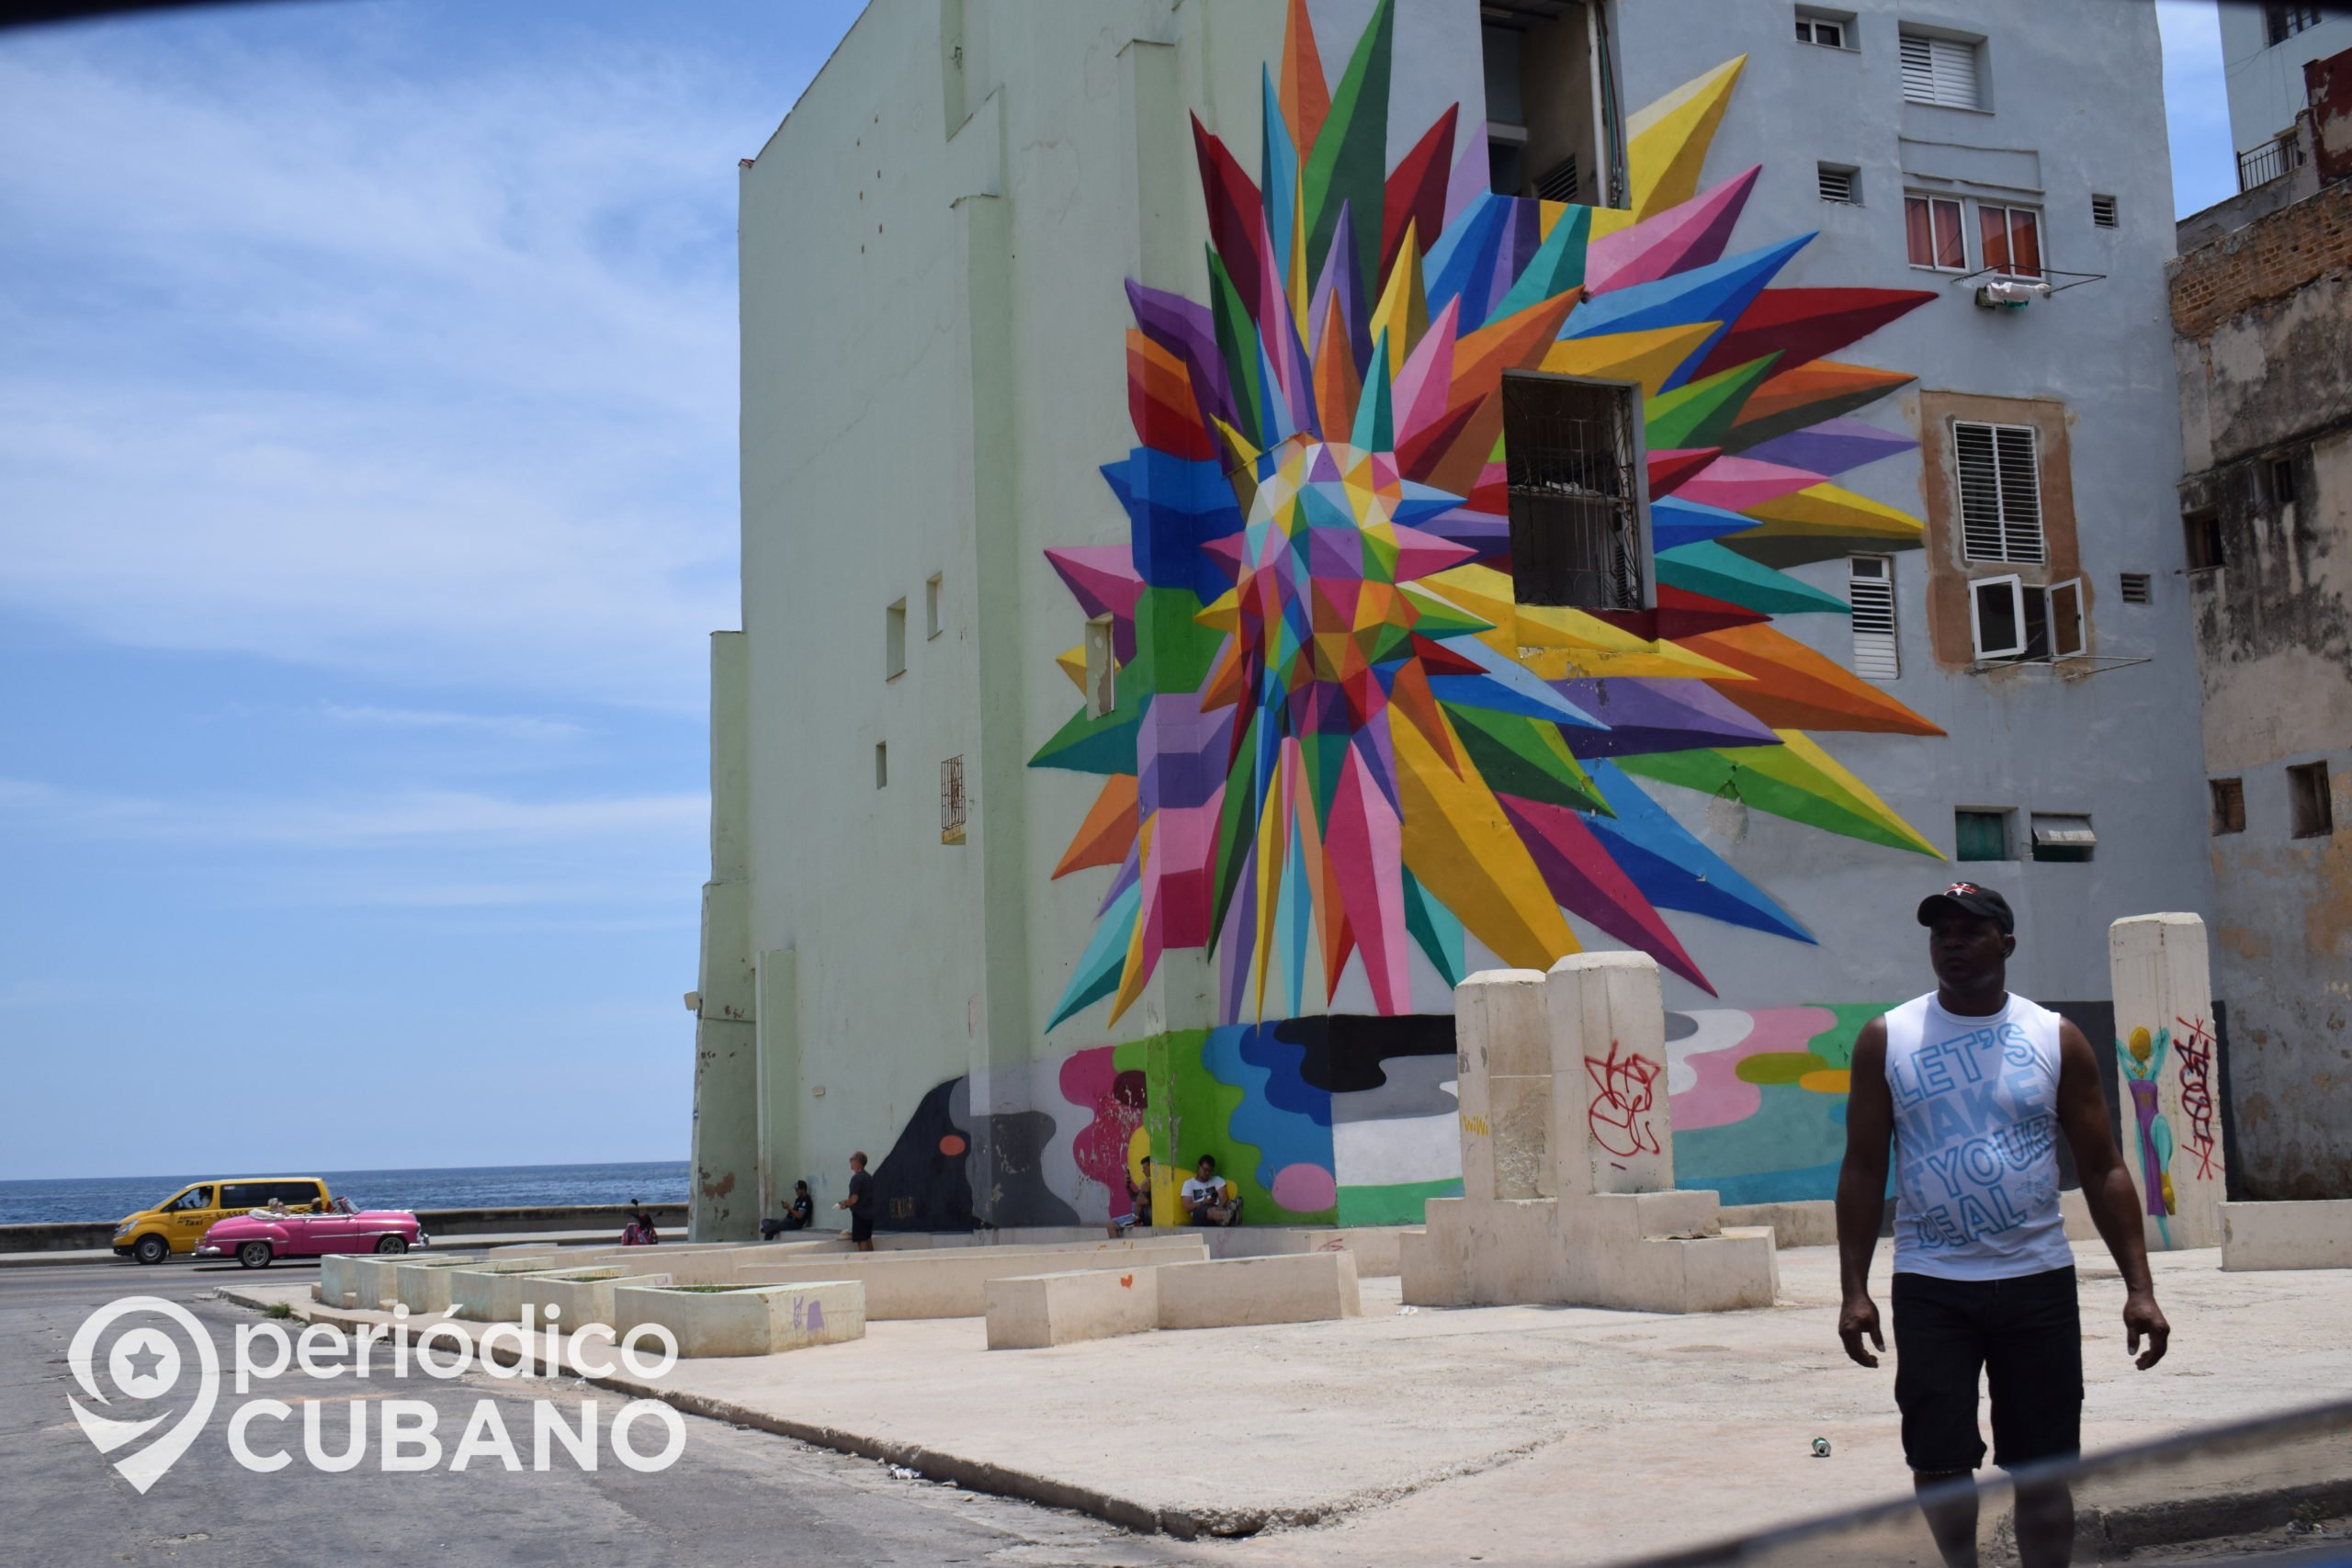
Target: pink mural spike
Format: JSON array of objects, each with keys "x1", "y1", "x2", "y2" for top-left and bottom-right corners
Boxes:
[
  {"x1": 1201, "y1": 534, "x2": 1249, "y2": 581},
  {"x1": 1672, "y1": 454, "x2": 1826, "y2": 513},
  {"x1": 1442, "y1": 133, "x2": 1484, "y2": 229},
  {"x1": 1586, "y1": 165, "x2": 1761, "y2": 293},
  {"x1": 1324, "y1": 744, "x2": 1409, "y2": 1013},
  {"x1": 1217, "y1": 852, "x2": 1258, "y2": 1023},
  {"x1": 1385, "y1": 522, "x2": 1477, "y2": 581},
  {"x1": 1390, "y1": 298, "x2": 1460, "y2": 449},
  {"x1": 1498, "y1": 793, "x2": 1713, "y2": 993},
  {"x1": 1045, "y1": 546, "x2": 1142, "y2": 622},
  {"x1": 1646, "y1": 446, "x2": 1723, "y2": 498}
]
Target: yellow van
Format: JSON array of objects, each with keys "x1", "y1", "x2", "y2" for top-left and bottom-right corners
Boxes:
[{"x1": 112, "y1": 1178, "x2": 331, "y2": 1264}]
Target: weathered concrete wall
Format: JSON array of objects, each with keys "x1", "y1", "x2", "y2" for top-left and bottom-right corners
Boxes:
[{"x1": 2175, "y1": 176, "x2": 2352, "y2": 1201}]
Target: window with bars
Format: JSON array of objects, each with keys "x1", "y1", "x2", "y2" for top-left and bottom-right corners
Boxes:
[
  {"x1": 2267, "y1": 4, "x2": 2324, "y2": 45},
  {"x1": 1900, "y1": 31, "x2": 1982, "y2": 109},
  {"x1": 1849, "y1": 555, "x2": 1898, "y2": 680},
  {"x1": 1954, "y1": 808, "x2": 2012, "y2": 862},
  {"x1": 940, "y1": 756, "x2": 967, "y2": 844},
  {"x1": 1978, "y1": 204, "x2": 2043, "y2": 278},
  {"x1": 2091, "y1": 193, "x2": 2119, "y2": 228},
  {"x1": 2184, "y1": 509, "x2": 2225, "y2": 572},
  {"x1": 1952, "y1": 422, "x2": 2045, "y2": 562},
  {"x1": 1502, "y1": 374, "x2": 1645, "y2": 610},
  {"x1": 2290, "y1": 761, "x2": 2335, "y2": 839},
  {"x1": 1905, "y1": 195, "x2": 1966, "y2": 270},
  {"x1": 1818, "y1": 164, "x2": 1859, "y2": 204}
]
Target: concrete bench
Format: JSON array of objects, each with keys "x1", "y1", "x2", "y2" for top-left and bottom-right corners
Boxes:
[
  {"x1": 519, "y1": 1266, "x2": 673, "y2": 1327},
  {"x1": 986, "y1": 1266, "x2": 1161, "y2": 1348},
  {"x1": 1155, "y1": 1249, "x2": 1362, "y2": 1329},
  {"x1": 733, "y1": 1238, "x2": 1208, "y2": 1319},
  {"x1": 2222, "y1": 1200, "x2": 2352, "y2": 1270},
  {"x1": 451, "y1": 1258, "x2": 603, "y2": 1321},
  {"x1": 609, "y1": 1279, "x2": 865, "y2": 1356}
]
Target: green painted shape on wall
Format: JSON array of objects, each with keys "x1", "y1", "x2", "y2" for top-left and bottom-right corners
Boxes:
[
  {"x1": 1207, "y1": 247, "x2": 1268, "y2": 445},
  {"x1": 1643, "y1": 352, "x2": 1781, "y2": 450},
  {"x1": 1135, "y1": 1027, "x2": 1335, "y2": 1226},
  {"x1": 1337, "y1": 1175, "x2": 1462, "y2": 1227},
  {"x1": 1616, "y1": 744, "x2": 1936, "y2": 856},
  {"x1": 1655, "y1": 540, "x2": 1852, "y2": 616},
  {"x1": 1402, "y1": 866, "x2": 1465, "y2": 987},
  {"x1": 1491, "y1": 202, "x2": 1590, "y2": 320},
  {"x1": 1301, "y1": 0, "x2": 1393, "y2": 306},
  {"x1": 1735, "y1": 1050, "x2": 1828, "y2": 1085},
  {"x1": 1804, "y1": 1002, "x2": 1895, "y2": 1070},
  {"x1": 1445, "y1": 704, "x2": 1606, "y2": 813}
]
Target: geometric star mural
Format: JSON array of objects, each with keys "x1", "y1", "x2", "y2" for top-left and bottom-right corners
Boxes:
[{"x1": 1035, "y1": 0, "x2": 1945, "y2": 1031}]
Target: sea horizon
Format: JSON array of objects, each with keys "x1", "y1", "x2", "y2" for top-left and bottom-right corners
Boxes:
[{"x1": 0, "y1": 1159, "x2": 692, "y2": 1226}]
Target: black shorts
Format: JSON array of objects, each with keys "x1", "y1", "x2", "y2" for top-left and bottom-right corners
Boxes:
[
  {"x1": 1892, "y1": 1267, "x2": 2082, "y2": 1474},
  {"x1": 850, "y1": 1217, "x2": 874, "y2": 1243}
]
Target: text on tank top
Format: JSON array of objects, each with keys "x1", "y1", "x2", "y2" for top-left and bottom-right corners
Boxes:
[{"x1": 1883, "y1": 991, "x2": 2075, "y2": 1280}]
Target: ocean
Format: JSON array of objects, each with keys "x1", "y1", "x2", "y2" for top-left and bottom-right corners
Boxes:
[{"x1": 0, "y1": 1162, "x2": 691, "y2": 1226}]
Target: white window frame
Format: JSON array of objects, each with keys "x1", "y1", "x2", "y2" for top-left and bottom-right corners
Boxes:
[
  {"x1": 886, "y1": 599, "x2": 908, "y2": 680},
  {"x1": 925, "y1": 572, "x2": 944, "y2": 639},
  {"x1": 1952, "y1": 420, "x2": 2047, "y2": 563},
  {"x1": 1900, "y1": 30, "x2": 1983, "y2": 110},
  {"x1": 2046, "y1": 576, "x2": 2086, "y2": 660},
  {"x1": 1795, "y1": 9, "x2": 1853, "y2": 50},
  {"x1": 1977, "y1": 202, "x2": 2044, "y2": 279},
  {"x1": 1848, "y1": 554, "x2": 1899, "y2": 681},
  {"x1": 1083, "y1": 614, "x2": 1116, "y2": 720},
  {"x1": 1969, "y1": 574, "x2": 2028, "y2": 661},
  {"x1": 1905, "y1": 193, "x2": 1968, "y2": 273}
]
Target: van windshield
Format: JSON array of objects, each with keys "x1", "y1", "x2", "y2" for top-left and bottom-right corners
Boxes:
[{"x1": 164, "y1": 1187, "x2": 212, "y2": 1213}]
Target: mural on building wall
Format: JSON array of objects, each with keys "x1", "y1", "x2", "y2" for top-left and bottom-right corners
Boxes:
[{"x1": 1031, "y1": 0, "x2": 1948, "y2": 1035}]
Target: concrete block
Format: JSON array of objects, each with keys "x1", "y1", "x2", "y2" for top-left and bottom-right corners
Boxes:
[
  {"x1": 1455, "y1": 969, "x2": 1549, "y2": 1202},
  {"x1": 519, "y1": 1267, "x2": 673, "y2": 1327},
  {"x1": 1546, "y1": 951, "x2": 1672, "y2": 1197},
  {"x1": 610, "y1": 1279, "x2": 865, "y2": 1356},
  {"x1": 452, "y1": 1258, "x2": 594, "y2": 1322},
  {"x1": 986, "y1": 1266, "x2": 1160, "y2": 1348},
  {"x1": 390, "y1": 1256, "x2": 492, "y2": 1314},
  {"x1": 1718, "y1": 1201, "x2": 1838, "y2": 1249},
  {"x1": 2222, "y1": 1201, "x2": 2352, "y2": 1271},
  {"x1": 733, "y1": 1239, "x2": 1207, "y2": 1318},
  {"x1": 1154, "y1": 1250, "x2": 1362, "y2": 1329}
]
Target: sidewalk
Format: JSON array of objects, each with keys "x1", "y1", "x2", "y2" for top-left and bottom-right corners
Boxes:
[
  {"x1": 1, "y1": 1228, "x2": 624, "y2": 1269},
  {"x1": 225, "y1": 1244, "x2": 2352, "y2": 1564}
]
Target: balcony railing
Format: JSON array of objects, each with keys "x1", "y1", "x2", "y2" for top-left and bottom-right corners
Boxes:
[{"x1": 2236, "y1": 131, "x2": 2304, "y2": 193}]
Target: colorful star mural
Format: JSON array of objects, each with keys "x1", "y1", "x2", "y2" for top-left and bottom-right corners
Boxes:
[{"x1": 1035, "y1": 0, "x2": 1945, "y2": 1032}]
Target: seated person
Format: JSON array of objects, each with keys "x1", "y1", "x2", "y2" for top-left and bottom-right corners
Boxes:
[
  {"x1": 1109, "y1": 1156, "x2": 1153, "y2": 1236},
  {"x1": 1180, "y1": 1156, "x2": 1241, "y2": 1227},
  {"x1": 762, "y1": 1181, "x2": 817, "y2": 1239},
  {"x1": 253, "y1": 1197, "x2": 288, "y2": 1217},
  {"x1": 620, "y1": 1209, "x2": 661, "y2": 1246}
]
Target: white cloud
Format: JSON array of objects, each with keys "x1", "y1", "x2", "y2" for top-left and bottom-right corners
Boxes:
[
  {"x1": 318, "y1": 702, "x2": 588, "y2": 742},
  {"x1": 0, "y1": 21, "x2": 764, "y2": 709}
]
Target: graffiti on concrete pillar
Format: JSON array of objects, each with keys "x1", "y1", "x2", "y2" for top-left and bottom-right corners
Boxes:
[
  {"x1": 2173, "y1": 1014, "x2": 2220, "y2": 1182},
  {"x1": 1586, "y1": 1040, "x2": 1665, "y2": 1162}
]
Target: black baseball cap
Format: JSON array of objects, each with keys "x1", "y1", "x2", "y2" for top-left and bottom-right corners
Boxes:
[{"x1": 1917, "y1": 881, "x2": 2014, "y2": 933}]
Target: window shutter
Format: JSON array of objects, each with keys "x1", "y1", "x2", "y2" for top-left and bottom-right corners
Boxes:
[
  {"x1": 1535, "y1": 155, "x2": 1580, "y2": 204},
  {"x1": 1902, "y1": 34, "x2": 1980, "y2": 108},
  {"x1": 1818, "y1": 165, "x2": 1856, "y2": 204},
  {"x1": 1952, "y1": 422, "x2": 2045, "y2": 563},
  {"x1": 2047, "y1": 577, "x2": 2086, "y2": 660},
  {"x1": 1849, "y1": 557, "x2": 1899, "y2": 680},
  {"x1": 2091, "y1": 194, "x2": 2118, "y2": 228},
  {"x1": 1900, "y1": 34, "x2": 1936, "y2": 100}
]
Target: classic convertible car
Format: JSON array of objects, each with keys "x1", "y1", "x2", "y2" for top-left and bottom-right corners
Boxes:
[{"x1": 195, "y1": 1203, "x2": 428, "y2": 1269}]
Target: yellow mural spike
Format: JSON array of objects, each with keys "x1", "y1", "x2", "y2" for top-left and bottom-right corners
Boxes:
[
  {"x1": 1391, "y1": 707, "x2": 1580, "y2": 972},
  {"x1": 1289, "y1": 189, "x2": 1312, "y2": 338},
  {"x1": 1625, "y1": 56, "x2": 1747, "y2": 219},
  {"x1": 1540, "y1": 322, "x2": 1721, "y2": 400},
  {"x1": 1770, "y1": 730, "x2": 1944, "y2": 859},
  {"x1": 1214, "y1": 416, "x2": 1261, "y2": 470},
  {"x1": 1369, "y1": 222, "x2": 1428, "y2": 378},
  {"x1": 1105, "y1": 817, "x2": 1158, "y2": 1025},
  {"x1": 1589, "y1": 208, "x2": 1637, "y2": 244},
  {"x1": 1056, "y1": 645, "x2": 1089, "y2": 692},
  {"x1": 1738, "y1": 482, "x2": 1927, "y2": 542},
  {"x1": 1196, "y1": 587, "x2": 1242, "y2": 634},
  {"x1": 1250, "y1": 777, "x2": 1287, "y2": 1020}
]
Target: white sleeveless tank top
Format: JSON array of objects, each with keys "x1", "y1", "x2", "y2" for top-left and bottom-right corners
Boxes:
[{"x1": 1883, "y1": 990, "x2": 2075, "y2": 1280}]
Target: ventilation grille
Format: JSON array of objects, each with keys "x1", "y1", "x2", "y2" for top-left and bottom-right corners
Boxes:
[
  {"x1": 1818, "y1": 164, "x2": 1857, "y2": 204},
  {"x1": 2120, "y1": 572, "x2": 2152, "y2": 604},
  {"x1": 2091, "y1": 193, "x2": 2118, "y2": 228},
  {"x1": 1534, "y1": 155, "x2": 1579, "y2": 205}
]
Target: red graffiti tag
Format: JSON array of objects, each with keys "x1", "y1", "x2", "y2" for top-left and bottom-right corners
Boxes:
[
  {"x1": 1586, "y1": 1040, "x2": 1665, "y2": 1161},
  {"x1": 2174, "y1": 1015, "x2": 2221, "y2": 1181}
]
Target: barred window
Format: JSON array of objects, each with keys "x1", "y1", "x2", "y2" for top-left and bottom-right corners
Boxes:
[{"x1": 1502, "y1": 374, "x2": 1645, "y2": 610}]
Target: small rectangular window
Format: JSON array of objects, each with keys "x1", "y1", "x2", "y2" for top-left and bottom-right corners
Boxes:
[
  {"x1": 940, "y1": 756, "x2": 967, "y2": 843},
  {"x1": 1502, "y1": 373, "x2": 1646, "y2": 610},
  {"x1": 1970, "y1": 574, "x2": 2027, "y2": 661},
  {"x1": 2210, "y1": 778, "x2": 2245, "y2": 836},
  {"x1": 2120, "y1": 571, "x2": 2152, "y2": 604},
  {"x1": 2030, "y1": 813, "x2": 2096, "y2": 863},
  {"x1": 1978, "y1": 204, "x2": 2043, "y2": 278},
  {"x1": 2046, "y1": 577, "x2": 2086, "y2": 660},
  {"x1": 886, "y1": 600, "x2": 908, "y2": 679},
  {"x1": 1900, "y1": 31, "x2": 1982, "y2": 109},
  {"x1": 925, "y1": 573, "x2": 944, "y2": 639},
  {"x1": 2290, "y1": 761, "x2": 2335, "y2": 839},
  {"x1": 1849, "y1": 555, "x2": 1899, "y2": 680},
  {"x1": 2090, "y1": 193, "x2": 2119, "y2": 228},
  {"x1": 2267, "y1": 4, "x2": 2323, "y2": 45},
  {"x1": 1905, "y1": 195, "x2": 1966, "y2": 270},
  {"x1": 2270, "y1": 455, "x2": 2298, "y2": 509},
  {"x1": 1953, "y1": 422, "x2": 2046, "y2": 562},
  {"x1": 1954, "y1": 808, "x2": 2012, "y2": 862},
  {"x1": 1083, "y1": 614, "x2": 1117, "y2": 719},
  {"x1": 2184, "y1": 509, "x2": 2224, "y2": 573},
  {"x1": 1795, "y1": 13, "x2": 1849, "y2": 49},
  {"x1": 1818, "y1": 164, "x2": 1859, "y2": 204},
  {"x1": 875, "y1": 742, "x2": 888, "y2": 789}
]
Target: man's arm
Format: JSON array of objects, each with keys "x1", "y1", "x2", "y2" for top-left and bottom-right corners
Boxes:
[
  {"x1": 1836, "y1": 1018, "x2": 1894, "y2": 1368},
  {"x1": 2055, "y1": 1019, "x2": 2169, "y2": 1369}
]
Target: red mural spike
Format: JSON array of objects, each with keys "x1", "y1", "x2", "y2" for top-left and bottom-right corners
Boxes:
[
  {"x1": 1684, "y1": 624, "x2": 1946, "y2": 735},
  {"x1": 1692, "y1": 288, "x2": 1939, "y2": 382},
  {"x1": 1498, "y1": 795, "x2": 1714, "y2": 993},
  {"x1": 1382, "y1": 105, "x2": 1458, "y2": 279},
  {"x1": 1127, "y1": 331, "x2": 1216, "y2": 461},
  {"x1": 1192, "y1": 115, "x2": 1266, "y2": 315},
  {"x1": 1653, "y1": 584, "x2": 1770, "y2": 637},
  {"x1": 1645, "y1": 446, "x2": 1722, "y2": 498},
  {"x1": 1279, "y1": 0, "x2": 1330, "y2": 157}
]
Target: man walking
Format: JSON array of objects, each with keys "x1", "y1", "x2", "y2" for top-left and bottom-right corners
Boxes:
[
  {"x1": 835, "y1": 1151, "x2": 876, "y2": 1252},
  {"x1": 1837, "y1": 883, "x2": 2169, "y2": 1568}
]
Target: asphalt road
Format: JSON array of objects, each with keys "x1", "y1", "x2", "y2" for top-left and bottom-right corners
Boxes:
[{"x1": 0, "y1": 1259, "x2": 1189, "y2": 1568}]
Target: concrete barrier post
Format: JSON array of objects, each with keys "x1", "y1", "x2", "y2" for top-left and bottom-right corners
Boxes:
[
  {"x1": 1546, "y1": 951, "x2": 1673, "y2": 1199},
  {"x1": 1454, "y1": 970, "x2": 1549, "y2": 1202},
  {"x1": 2109, "y1": 913, "x2": 2227, "y2": 1251}
]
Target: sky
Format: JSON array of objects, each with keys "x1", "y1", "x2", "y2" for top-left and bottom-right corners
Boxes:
[{"x1": 0, "y1": 0, "x2": 2236, "y2": 1182}]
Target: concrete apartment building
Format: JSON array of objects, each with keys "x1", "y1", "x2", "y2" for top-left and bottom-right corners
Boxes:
[
  {"x1": 2173, "y1": 41, "x2": 2352, "y2": 1201},
  {"x1": 2222, "y1": 2, "x2": 2352, "y2": 192},
  {"x1": 690, "y1": 0, "x2": 2209, "y2": 1239}
]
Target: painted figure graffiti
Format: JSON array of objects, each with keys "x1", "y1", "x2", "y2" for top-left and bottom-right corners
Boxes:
[{"x1": 2118, "y1": 1024, "x2": 2177, "y2": 1245}]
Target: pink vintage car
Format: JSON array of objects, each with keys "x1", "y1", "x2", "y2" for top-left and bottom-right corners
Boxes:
[{"x1": 195, "y1": 1205, "x2": 428, "y2": 1269}]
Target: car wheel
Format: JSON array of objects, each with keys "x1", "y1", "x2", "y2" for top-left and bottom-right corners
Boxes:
[
  {"x1": 132, "y1": 1235, "x2": 168, "y2": 1266},
  {"x1": 375, "y1": 1235, "x2": 408, "y2": 1255},
  {"x1": 237, "y1": 1241, "x2": 272, "y2": 1269}
]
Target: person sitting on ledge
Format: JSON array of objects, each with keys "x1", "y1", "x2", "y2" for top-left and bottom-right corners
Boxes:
[
  {"x1": 763, "y1": 1181, "x2": 816, "y2": 1239},
  {"x1": 1108, "y1": 1155, "x2": 1153, "y2": 1237},
  {"x1": 1181, "y1": 1155, "x2": 1241, "y2": 1227},
  {"x1": 620, "y1": 1208, "x2": 661, "y2": 1246}
]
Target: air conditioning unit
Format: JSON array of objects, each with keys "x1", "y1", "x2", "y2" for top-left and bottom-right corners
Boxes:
[{"x1": 1974, "y1": 276, "x2": 2052, "y2": 310}]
